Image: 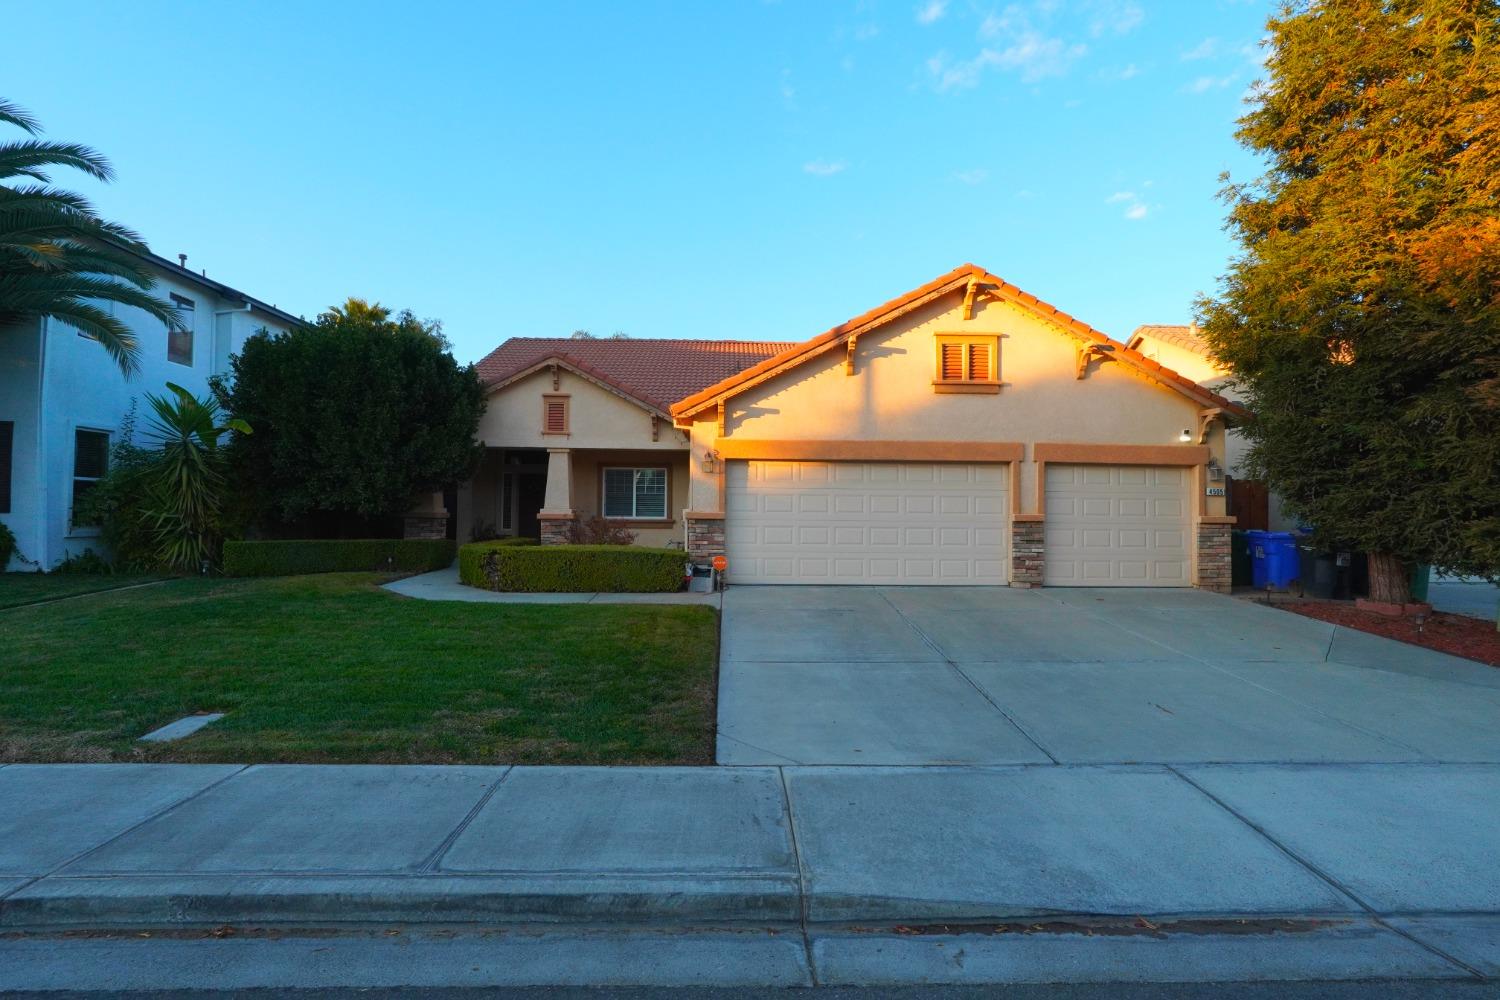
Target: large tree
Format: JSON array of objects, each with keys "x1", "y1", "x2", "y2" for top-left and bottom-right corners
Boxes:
[
  {"x1": 221, "y1": 298, "x2": 484, "y2": 536},
  {"x1": 1200, "y1": 0, "x2": 1500, "y2": 603},
  {"x1": 0, "y1": 99, "x2": 183, "y2": 375}
]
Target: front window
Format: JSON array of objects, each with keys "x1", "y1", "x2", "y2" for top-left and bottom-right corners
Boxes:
[
  {"x1": 603, "y1": 467, "x2": 667, "y2": 519},
  {"x1": 168, "y1": 293, "x2": 195, "y2": 366},
  {"x1": 71, "y1": 428, "x2": 110, "y2": 528}
]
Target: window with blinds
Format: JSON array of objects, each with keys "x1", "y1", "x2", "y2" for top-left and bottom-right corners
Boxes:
[
  {"x1": 542, "y1": 394, "x2": 569, "y2": 434},
  {"x1": 603, "y1": 467, "x2": 668, "y2": 519},
  {"x1": 934, "y1": 335, "x2": 999, "y2": 387}
]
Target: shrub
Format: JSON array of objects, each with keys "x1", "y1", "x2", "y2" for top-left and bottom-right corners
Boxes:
[
  {"x1": 52, "y1": 549, "x2": 118, "y2": 575},
  {"x1": 223, "y1": 539, "x2": 456, "y2": 577},
  {"x1": 566, "y1": 516, "x2": 637, "y2": 546},
  {"x1": 0, "y1": 520, "x2": 17, "y2": 568},
  {"x1": 457, "y1": 537, "x2": 541, "y2": 586},
  {"x1": 460, "y1": 542, "x2": 686, "y2": 593}
]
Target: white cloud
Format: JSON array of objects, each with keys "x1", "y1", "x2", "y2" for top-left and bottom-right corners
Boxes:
[
  {"x1": 1106, "y1": 189, "x2": 1151, "y2": 220},
  {"x1": 1181, "y1": 36, "x2": 1219, "y2": 61},
  {"x1": 854, "y1": 22, "x2": 880, "y2": 40},
  {"x1": 916, "y1": 0, "x2": 947, "y2": 25},
  {"x1": 954, "y1": 168, "x2": 989, "y2": 185},
  {"x1": 803, "y1": 159, "x2": 847, "y2": 177},
  {"x1": 1185, "y1": 73, "x2": 1236, "y2": 93},
  {"x1": 1084, "y1": 0, "x2": 1142, "y2": 37},
  {"x1": 1115, "y1": 62, "x2": 1140, "y2": 80}
]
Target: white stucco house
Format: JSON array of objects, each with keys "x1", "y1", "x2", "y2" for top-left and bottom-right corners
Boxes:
[{"x1": 0, "y1": 247, "x2": 300, "y2": 570}]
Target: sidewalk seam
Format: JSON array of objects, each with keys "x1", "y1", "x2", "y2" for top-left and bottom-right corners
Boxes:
[
  {"x1": 776, "y1": 766, "x2": 819, "y2": 987},
  {"x1": 876, "y1": 590, "x2": 1060, "y2": 765},
  {"x1": 420, "y1": 766, "x2": 515, "y2": 874},
  {"x1": 1164, "y1": 764, "x2": 1486, "y2": 980},
  {"x1": 1, "y1": 764, "x2": 250, "y2": 905}
]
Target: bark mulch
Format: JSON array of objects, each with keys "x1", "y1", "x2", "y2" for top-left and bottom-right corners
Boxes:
[{"x1": 1279, "y1": 599, "x2": 1500, "y2": 668}]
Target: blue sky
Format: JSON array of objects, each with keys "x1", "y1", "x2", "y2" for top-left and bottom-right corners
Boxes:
[{"x1": 6, "y1": 1, "x2": 1272, "y2": 364}]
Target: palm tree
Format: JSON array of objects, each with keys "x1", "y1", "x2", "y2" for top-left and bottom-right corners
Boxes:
[{"x1": 0, "y1": 98, "x2": 183, "y2": 376}]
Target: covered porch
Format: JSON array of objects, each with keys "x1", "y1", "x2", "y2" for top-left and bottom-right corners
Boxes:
[{"x1": 457, "y1": 447, "x2": 692, "y2": 549}]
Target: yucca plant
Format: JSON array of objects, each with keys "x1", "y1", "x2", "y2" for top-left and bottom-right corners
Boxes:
[
  {"x1": 0, "y1": 98, "x2": 183, "y2": 376},
  {"x1": 141, "y1": 383, "x2": 251, "y2": 571}
]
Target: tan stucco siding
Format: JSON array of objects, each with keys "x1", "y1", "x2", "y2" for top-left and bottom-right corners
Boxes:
[
  {"x1": 478, "y1": 369, "x2": 689, "y2": 451},
  {"x1": 687, "y1": 293, "x2": 1230, "y2": 519},
  {"x1": 1132, "y1": 336, "x2": 1227, "y2": 385},
  {"x1": 569, "y1": 450, "x2": 693, "y2": 548}
]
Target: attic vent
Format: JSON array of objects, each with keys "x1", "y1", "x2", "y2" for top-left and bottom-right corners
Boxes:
[{"x1": 542, "y1": 394, "x2": 569, "y2": 435}]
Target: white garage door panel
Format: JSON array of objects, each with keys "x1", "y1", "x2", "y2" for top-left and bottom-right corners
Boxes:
[
  {"x1": 1044, "y1": 464, "x2": 1189, "y2": 587},
  {"x1": 727, "y1": 460, "x2": 1009, "y2": 585}
]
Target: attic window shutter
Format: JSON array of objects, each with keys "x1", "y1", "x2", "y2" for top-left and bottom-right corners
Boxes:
[
  {"x1": 967, "y1": 342, "x2": 990, "y2": 381},
  {"x1": 940, "y1": 342, "x2": 966, "y2": 381},
  {"x1": 543, "y1": 396, "x2": 568, "y2": 434}
]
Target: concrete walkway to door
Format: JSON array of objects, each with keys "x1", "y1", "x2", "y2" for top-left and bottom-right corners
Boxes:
[{"x1": 716, "y1": 585, "x2": 1500, "y2": 766}]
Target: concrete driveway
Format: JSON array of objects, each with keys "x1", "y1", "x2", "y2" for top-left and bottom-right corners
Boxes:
[{"x1": 716, "y1": 586, "x2": 1500, "y2": 766}]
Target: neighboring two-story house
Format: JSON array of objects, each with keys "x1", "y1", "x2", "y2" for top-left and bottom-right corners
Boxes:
[{"x1": 0, "y1": 247, "x2": 299, "y2": 570}]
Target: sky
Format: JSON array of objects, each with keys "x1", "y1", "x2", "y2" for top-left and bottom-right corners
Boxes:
[{"x1": 4, "y1": 0, "x2": 1274, "y2": 365}]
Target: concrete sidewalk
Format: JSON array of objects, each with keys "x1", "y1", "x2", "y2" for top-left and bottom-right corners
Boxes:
[
  {"x1": 2, "y1": 761, "x2": 1497, "y2": 986},
  {"x1": 381, "y1": 564, "x2": 721, "y2": 606}
]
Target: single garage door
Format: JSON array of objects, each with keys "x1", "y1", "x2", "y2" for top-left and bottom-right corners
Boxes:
[
  {"x1": 1044, "y1": 464, "x2": 1190, "y2": 587},
  {"x1": 726, "y1": 460, "x2": 1009, "y2": 585}
]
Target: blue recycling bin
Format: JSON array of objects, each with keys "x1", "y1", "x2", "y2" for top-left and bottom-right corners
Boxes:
[{"x1": 1248, "y1": 530, "x2": 1300, "y2": 590}]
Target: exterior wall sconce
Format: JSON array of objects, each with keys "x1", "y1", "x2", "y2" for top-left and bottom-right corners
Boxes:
[
  {"x1": 1207, "y1": 457, "x2": 1225, "y2": 482},
  {"x1": 1179, "y1": 429, "x2": 1193, "y2": 443},
  {"x1": 700, "y1": 449, "x2": 721, "y2": 473}
]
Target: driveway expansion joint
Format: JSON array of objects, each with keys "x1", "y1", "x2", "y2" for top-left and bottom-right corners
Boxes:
[{"x1": 422, "y1": 766, "x2": 514, "y2": 873}]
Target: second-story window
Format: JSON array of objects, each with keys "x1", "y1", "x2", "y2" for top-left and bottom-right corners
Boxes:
[{"x1": 168, "y1": 293, "x2": 195, "y2": 366}]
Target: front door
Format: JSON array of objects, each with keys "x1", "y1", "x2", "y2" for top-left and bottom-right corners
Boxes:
[{"x1": 516, "y1": 473, "x2": 547, "y2": 540}]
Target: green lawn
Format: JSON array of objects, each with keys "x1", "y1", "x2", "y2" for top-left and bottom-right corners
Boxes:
[
  {"x1": 0, "y1": 572, "x2": 167, "y2": 610},
  {"x1": 1, "y1": 573, "x2": 718, "y2": 765}
]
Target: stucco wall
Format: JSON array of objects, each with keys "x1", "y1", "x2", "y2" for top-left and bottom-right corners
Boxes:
[
  {"x1": 684, "y1": 291, "x2": 1231, "y2": 519},
  {"x1": 478, "y1": 368, "x2": 689, "y2": 451}
]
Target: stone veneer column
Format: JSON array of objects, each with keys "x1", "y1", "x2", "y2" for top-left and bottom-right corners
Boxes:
[
  {"x1": 1010, "y1": 517, "x2": 1045, "y2": 587},
  {"x1": 685, "y1": 513, "x2": 726, "y2": 562},
  {"x1": 402, "y1": 491, "x2": 450, "y2": 540},
  {"x1": 537, "y1": 448, "x2": 575, "y2": 545},
  {"x1": 1195, "y1": 520, "x2": 1233, "y2": 593}
]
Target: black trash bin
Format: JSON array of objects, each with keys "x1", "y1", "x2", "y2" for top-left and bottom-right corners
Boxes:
[{"x1": 1298, "y1": 545, "x2": 1337, "y2": 599}]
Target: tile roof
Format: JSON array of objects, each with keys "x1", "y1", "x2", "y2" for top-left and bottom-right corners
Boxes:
[
  {"x1": 475, "y1": 337, "x2": 795, "y2": 413},
  {"x1": 1130, "y1": 324, "x2": 1211, "y2": 356},
  {"x1": 671, "y1": 263, "x2": 1251, "y2": 422}
]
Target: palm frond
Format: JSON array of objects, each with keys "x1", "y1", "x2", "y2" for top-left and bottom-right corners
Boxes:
[
  {"x1": 0, "y1": 271, "x2": 183, "y2": 328},
  {"x1": 0, "y1": 292, "x2": 140, "y2": 376},
  {"x1": 0, "y1": 140, "x2": 114, "y2": 183},
  {"x1": 0, "y1": 99, "x2": 41, "y2": 135}
]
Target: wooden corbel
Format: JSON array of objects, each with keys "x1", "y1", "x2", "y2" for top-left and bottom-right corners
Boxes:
[
  {"x1": 650, "y1": 415, "x2": 660, "y2": 442},
  {"x1": 716, "y1": 401, "x2": 726, "y2": 438},
  {"x1": 845, "y1": 334, "x2": 859, "y2": 375},
  {"x1": 550, "y1": 362, "x2": 560, "y2": 391},
  {"x1": 1074, "y1": 343, "x2": 1114, "y2": 380},
  {"x1": 962, "y1": 279, "x2": 980, "y2": 320},
  {"x1": 1196, "y1": 407, "x2": 1223, "y2": 444}
]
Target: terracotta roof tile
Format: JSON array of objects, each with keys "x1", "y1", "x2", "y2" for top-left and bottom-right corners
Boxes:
[
  {"x1": 1131, "y1": 324, "x2": 1211, "y2": 356},
  {"x1": 475, "y1": 337, "x2": 795, "y2": 412}
]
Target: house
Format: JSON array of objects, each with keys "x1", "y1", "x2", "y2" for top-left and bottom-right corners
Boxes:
[
  {"x1": 1127, "y1": 323, "x2": 1295, "y2": 533},
  {"x1": 0, "y1": 248, "x2": 299, "y2": 570},
  {"x1": 462, "y1": 263, "x2": 1249, "y2": 590}
]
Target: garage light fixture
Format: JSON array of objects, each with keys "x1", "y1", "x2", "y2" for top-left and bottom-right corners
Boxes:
[{"x1": 1178, "y1": 429, "x2": 1192, "y2": 443}]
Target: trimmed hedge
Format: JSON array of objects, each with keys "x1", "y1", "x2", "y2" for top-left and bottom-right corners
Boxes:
[
  {"x1": 223, "y1": 539, "x2": 457, "y2": 577},
  {"x1": 459, "y1": 542, "x2": 687, "y2": 593},
  {"x1": 457, "y1": 536, "x2": 540, "y2": 586}
]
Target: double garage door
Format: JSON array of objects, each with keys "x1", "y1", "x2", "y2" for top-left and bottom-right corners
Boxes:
[
  {"x1": 725, "y1": 459, "x2": 1191, "y2": 587},
  {"x1": 726, "y1": 460, "x2": 1009, "y2": 585}
]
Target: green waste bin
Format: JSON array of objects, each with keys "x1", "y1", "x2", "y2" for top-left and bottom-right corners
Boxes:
[{"x1": 1409, "y1": 563, "x2": 1431, "y2": 603}]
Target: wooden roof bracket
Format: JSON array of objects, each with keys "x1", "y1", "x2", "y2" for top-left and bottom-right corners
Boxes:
[
  {"x1": 650, "y1": 414, "x2": 660, "y2": 442},
  {"x1": 716, "y1": 401, "x2": 726, "y2": 438},
  {"x1": 550, "y1": 362, "x2": 560, "y2": 391},
  {"x1": 1074, "y1": 343, "x2": 1113, "y2": 380},
  {"x1": 845, "y1": 333, "x2": 859, "y2": 375},
  {"x1": 962, "y1": 279, "x2": 980, "y2": 320},
  {"x1": 1196, "y1": 407, "x2": 1223, "y2": 444}
]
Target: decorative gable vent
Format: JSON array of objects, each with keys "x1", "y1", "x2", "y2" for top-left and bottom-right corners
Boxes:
[{"x1": 542, "y1": 394, "x2": 569, "y2": 434}]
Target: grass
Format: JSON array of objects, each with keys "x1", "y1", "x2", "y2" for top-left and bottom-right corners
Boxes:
[
  {"x1": 0, "y1": 573, "x2": 718, "y2": 765},
  {"x1": 0, "y1": 572, "x2": 169, "y2": 609}
]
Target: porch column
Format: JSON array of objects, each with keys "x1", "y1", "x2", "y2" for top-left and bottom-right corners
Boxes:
[
  {"x1": 402, "y1": 491, "x2": 449, "y2": 540},
  {"x1": 538, "y1": 447, "x2": 574, "y2": 545}
]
